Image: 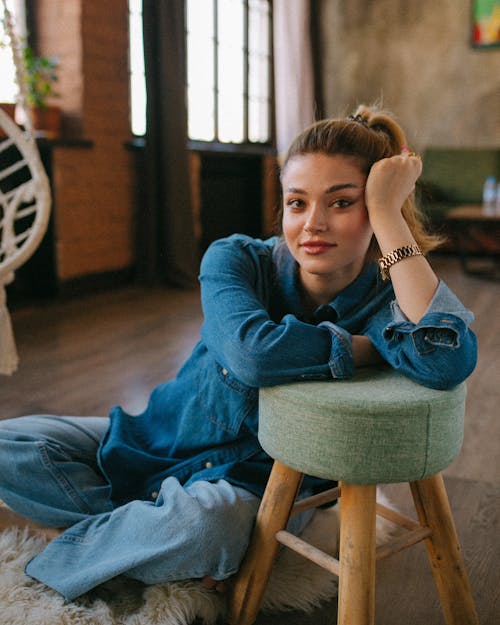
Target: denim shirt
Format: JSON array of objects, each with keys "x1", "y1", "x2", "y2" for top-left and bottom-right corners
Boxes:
[{"x1": 98, "y1": 234, "x2": 477, "y2": 505}]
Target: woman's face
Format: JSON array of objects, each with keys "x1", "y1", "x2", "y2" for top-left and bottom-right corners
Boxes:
[{"x1": 281, "y1": 152, "x2": 373, "y2": 296}]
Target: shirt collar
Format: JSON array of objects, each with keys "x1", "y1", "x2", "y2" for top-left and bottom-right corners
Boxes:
[
  {"x1": 274, "y1": 240, "x2": 378, "y2": 323},
  {"x1": 322, "y1": 263, "x2": 378, "y2": 322}
]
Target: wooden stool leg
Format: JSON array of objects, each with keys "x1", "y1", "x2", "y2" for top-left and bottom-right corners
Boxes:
[
  {"x1": 338, "y1": 482, "x2": 377, "y2": 625},
  {"x1": 410, "y1": 474, "x2": 479, "y2": 625},
  {"x1": 227, "y1": 461, "x2": 303, "y2": 625}
]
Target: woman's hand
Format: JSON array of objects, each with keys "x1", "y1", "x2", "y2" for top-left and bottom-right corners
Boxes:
[{"x1": 364, "y1": 150, "x2": 422, "y2": 223}]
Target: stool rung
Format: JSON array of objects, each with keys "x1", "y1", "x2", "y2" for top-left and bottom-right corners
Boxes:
[
  {"x1": 275, "y1": 529, "x2": 340, "y2": 576},
  {"x1": 376, "y1": 502, "x2": 421, "y2": 530},
  {"x1": 292, "y1": 491, "x2": 425, "y2": 532},
  {"x1": 291, "y1": 486, "x2": 341, "y2": 516},
  {"x1": 286, "y1": 493, "x2": 434, "y2": 580},
  {"x1": 376, "y1": 526, "x2": 433, "y2": 560},
  {"x1": 276, "y1": 522, "x2": 433, "y2": 577}
]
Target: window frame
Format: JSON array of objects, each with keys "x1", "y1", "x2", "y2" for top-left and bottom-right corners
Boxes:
[
  {"x1": 127, "y1": 0, "x2": 275, "y2": 154},
  {"x1": 185, "y1": 0, "x2": 275, "y2": 152}
]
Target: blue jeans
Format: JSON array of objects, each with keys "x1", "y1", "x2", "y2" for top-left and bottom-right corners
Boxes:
[{"x1": 0, "y1": 415, "x2": 279, "y2": 601}]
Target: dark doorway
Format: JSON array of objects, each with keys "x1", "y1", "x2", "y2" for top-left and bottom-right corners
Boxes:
[{"x1": 199, "y1": 152, "x2": 263, "y2": 252}]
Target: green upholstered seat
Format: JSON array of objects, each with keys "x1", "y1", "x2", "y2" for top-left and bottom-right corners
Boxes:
[{"x1": 258, "y1": 367, "x2": 466, "y2": 485}]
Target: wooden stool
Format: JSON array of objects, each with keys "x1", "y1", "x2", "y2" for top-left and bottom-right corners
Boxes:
[{"x1": 228, "y1": 368, "x2": 479, "y2": 625}]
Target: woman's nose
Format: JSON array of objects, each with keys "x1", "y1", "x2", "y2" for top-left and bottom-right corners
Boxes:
[{"x1": 304, "y1": 206, "x2": 327, "y2": 232}]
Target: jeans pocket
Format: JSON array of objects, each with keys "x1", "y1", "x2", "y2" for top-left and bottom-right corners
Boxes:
[{"x1": 37, "y1": 441, "x2": 112, "y2": 516}]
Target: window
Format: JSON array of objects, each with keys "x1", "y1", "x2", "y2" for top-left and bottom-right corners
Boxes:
[
  {"x1": 128, "y1": 0, "x2": 273, "y2": 145},
  {"x1": 128, "y1": 0, "x2": 147, "y2": 136},
  {"x1": 0, "y1": 0, "x2": 27, "y2": 104},
  {"x1": 187, "y1": 0, "x2": 272, "y2": 144}
]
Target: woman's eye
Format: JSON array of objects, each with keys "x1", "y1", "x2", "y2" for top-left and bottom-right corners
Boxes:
[
  {"x1": 286, "y1": 198, "x2": 304, "y2": 210},
  {"x1": 331, "y1": 198, "x2": 352, "y2": 209}
]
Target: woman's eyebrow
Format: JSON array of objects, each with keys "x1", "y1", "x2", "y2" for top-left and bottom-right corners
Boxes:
[
  {"x1": 284, "y1": 182, "x2": 361, "y2": 195},
  {"x1": 285, "y1": 183, "x2": 359, "y2": 194},
  {"x1": 325, "y1": 183, "x2": 360, "y2": 193},
  {"x1": 284, "y1": 187, "x2": 306, "y2": 194}
]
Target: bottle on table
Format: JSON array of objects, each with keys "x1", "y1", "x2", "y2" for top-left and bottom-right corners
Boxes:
[{"x1": 482, "y1": 176, "x2": 497, "y2": 216}]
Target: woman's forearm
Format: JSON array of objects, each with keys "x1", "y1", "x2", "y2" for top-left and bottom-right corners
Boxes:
[
  {"x1": 365, "y1": 152, "x2": 439, "y2": 323},
  {"x1": 371, "y1": 214, "x2": 439, "y2": 323}
]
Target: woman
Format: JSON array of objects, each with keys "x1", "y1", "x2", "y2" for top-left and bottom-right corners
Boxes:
[{"x1": 0, "y1": 105, "x2": 477, "y2": 601}]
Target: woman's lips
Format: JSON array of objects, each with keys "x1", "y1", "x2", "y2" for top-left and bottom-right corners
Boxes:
[{"x1": 300, "y1": 241, "x2": 337, "y2": 254}]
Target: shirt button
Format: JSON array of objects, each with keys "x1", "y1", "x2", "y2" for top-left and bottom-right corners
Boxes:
[
  {"x1": 221, "y1": 368, "x2": 228, "y2": 376},
  {"x1": 151, "y1": 491, "x2": 158, "y2": 500},
  {"x1": 205, "y1": 461, "x2": 213, "y2": 469}
]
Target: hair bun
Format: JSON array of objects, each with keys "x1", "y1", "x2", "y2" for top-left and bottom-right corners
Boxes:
[{"x1": 347, "y1": 114, "x2": 369, "y2": 128}]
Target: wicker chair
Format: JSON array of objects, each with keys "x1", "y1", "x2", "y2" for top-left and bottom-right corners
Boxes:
[{"x1": 0, "y1": 107, "x2": 51, "y2": 374}]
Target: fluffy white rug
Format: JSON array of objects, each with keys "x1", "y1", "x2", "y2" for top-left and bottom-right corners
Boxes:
[
  {"x1": 0, "y1": 497, "x2": 398, "y2": 625},
  {"x1": 0, "y1": 508, "x2": 341, "y2": 625}
]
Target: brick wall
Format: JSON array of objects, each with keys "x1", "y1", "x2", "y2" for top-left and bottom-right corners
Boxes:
[{"x1": 35, "y1": 0, "x2": 135, "y2": 282}]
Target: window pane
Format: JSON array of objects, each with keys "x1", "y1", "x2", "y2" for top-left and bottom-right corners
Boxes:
[
  {"x1": 187, "y1": 0, "x2": 215, "y2": 141},
  {"x1": 128, "y1": 0, "x2": 142, "y2": 14},
  {"x1": 128, "y1": 0, "x2": 146, "y2": 135},
  {"x1": 0, "y1": 44, "x2": 17, "y2": 103},
  {"x1": 248, "y1": 0, "x2": 270, "y2": 142},
  {"x1": 129, "y1": 9, "x2": 145, "y2": 74},
  {"x1": 217, "y1": 0, "x2": 244, "y2": 143},
  {"x1": 0, "y1": 1, "x2": 26, "y2": 103},
  {"x1": 130, "y1": 73, "x2": 146, "y2": 136}
]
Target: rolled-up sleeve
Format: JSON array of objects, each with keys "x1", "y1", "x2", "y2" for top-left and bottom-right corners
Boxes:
[
  {"x1": 318, "y1": 321, "x2": 354, "y2": 379},
  {"x1": 366, "y1": 281, "x2": 477, "y2": 390}
]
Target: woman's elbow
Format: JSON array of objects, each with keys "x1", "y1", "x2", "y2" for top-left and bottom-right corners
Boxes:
[
  {"x1": 228, "y1": 356, "x2": 281, "y2": 388},
  {"x1": 419, "y1": 366, "x2": 473, "y2": 391},
  {"x1": 402, "y1": 341, "x2": 477, "y2": 390}
]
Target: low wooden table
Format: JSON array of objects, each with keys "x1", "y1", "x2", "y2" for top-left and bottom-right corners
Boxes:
[{"x1": 445, "y1": 204, "x2": 500, "y2": 279}]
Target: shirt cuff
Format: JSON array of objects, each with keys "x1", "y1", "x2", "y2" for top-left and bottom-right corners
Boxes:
[
  {"x1": 383, "y1": 312, "x2": 468, "y2": 355},
  {"x1": 319, "y1": 321, "x2": 354, "y2": 379},
  {"x1": 390, "y1": 280, "x2": 475, "y2": 326}
]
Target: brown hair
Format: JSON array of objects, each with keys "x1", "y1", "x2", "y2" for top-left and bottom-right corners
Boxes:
[{"x1": 278, "y1": 104, "x2": 443, "y2": 258}]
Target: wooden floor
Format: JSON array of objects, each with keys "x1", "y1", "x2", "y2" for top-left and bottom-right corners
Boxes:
[{"x1": 1, "y1": 254, "x2": 499, "y2": 625}]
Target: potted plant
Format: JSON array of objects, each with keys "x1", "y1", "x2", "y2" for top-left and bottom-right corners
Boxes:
[{"x1": 23, "y1": 45, "x2": 62, "y2": 138}]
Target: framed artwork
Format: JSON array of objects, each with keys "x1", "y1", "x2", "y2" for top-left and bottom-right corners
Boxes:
[{"x1": 472, "y1": 0, "x2": 500, "y2": 47}]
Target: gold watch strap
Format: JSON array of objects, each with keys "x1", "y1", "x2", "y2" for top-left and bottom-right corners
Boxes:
[{"x1": 378, "y1": 244, "x2": 422, "y2": 280}]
